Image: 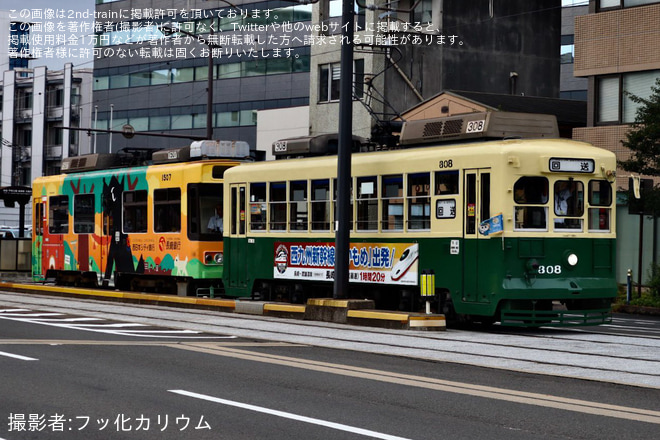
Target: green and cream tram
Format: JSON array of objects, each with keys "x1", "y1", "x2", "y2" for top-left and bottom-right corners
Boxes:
[{"x1": 222, "y1": 112, "x2": 617, "y2": 326}]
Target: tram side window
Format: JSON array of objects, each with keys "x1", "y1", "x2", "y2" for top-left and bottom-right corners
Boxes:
[
  {"x1": 513, "y1": 176, "x2": 548, "y2": 230},
  {"x1": 408, "y1": 173, "x2": 430, "y2": 230},
  {"x1": 357, "y1": 176, "x2": 378, "y2": 230},
  {"x1": 154, "y1": 188, "x2": 181, "y2": 233},
  {"x1": 311, "y1": 179, "x2": 330, "y2": 231},
  {"x1": 270, "y1": 182, "x2": 287, "y2": 230},
  {"x1": 435, "y1": 170, "x2": 459, "y2": 195},
  {"x1": 588, "y1": 180, "x2": 612, "y2": 232},
  {"x1": 250, "y1": 182, "x2": 267, "y2": 231},
  {"x1": 49, "y1": 195, "x2": 69, "y2": 234},
  {"x1": 123, "y1": 190, "x2": 148, "y2": 233},
  {"x1": 289, "y1": 180, "x2": 309, "y2": 230},
  {"x1": 187, "y1": 184, "x2": 222, "y2": 240},
  {"x1": 554, "y1": 180, "x2": 584, "y2": 231},
  {"x1": 333, "y1": 178, "x2": 354, "y2": 231},
  {"x1": 382, "y1": 175, "x2": 403, "y2": 231},
  {"x1": 74, "y1": 194, "x2": 95, "y2": 234}
]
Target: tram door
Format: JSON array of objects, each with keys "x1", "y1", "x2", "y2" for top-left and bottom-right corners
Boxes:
[
  {"x1": 463, "y1": 169, "x2": 491, "y2": 302},
  {"x1": 41, "y1": 196, "x2": 65, "y2": 274},
  {"x1": 228, "y1": 184, "x2": 248, "y2": 292},
  {"x1": 33, "y1": 199, "x2": 44, "y2": 278}
]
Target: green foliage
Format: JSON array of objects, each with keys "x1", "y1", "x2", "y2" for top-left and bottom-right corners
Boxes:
[
  {"x1": 647, "y1": 262, "x2": 660, "y2": 298},
  {"x1": 619, "y1": 78, "x2": 660, "y2": 176},
  {"x1": 629, "y1": 295, "x2": 660, "y2": 308}
]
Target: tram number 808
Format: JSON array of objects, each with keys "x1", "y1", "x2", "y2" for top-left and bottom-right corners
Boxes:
[
  {"x1": 538, "y1": 265, "x2": 562, "y2": 275},
  {"x1": 438, "y1": 159, "x2": 453, "y2": 169}
]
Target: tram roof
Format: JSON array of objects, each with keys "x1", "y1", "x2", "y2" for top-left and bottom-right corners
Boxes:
[{"x1": 227, "y1": 137, "x2": 616, "y2": 180}]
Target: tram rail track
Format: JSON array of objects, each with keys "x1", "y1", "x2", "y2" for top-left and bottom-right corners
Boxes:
[{"x1": 1, "y1": 288, "x2": 660, "y2": 389}]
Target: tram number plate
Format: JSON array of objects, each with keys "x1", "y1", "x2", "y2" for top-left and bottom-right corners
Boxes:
[
  {"x1": 273, "y1": 141, "x2": 287, "y2": 153},
  {"x1": 538, "y1": 265, "x2": 562, "y2": 275},
  {"x1": 466, "y1": 120, "x2": 486, "y2": 133}
]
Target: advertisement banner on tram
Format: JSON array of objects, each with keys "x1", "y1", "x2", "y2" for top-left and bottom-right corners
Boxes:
[{"x1": 273, "y1": 242, "x2": 419, "y2": 285}]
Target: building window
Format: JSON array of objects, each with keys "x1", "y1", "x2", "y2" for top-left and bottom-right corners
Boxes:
[
  {"x1": 599, "y1": 0, "x2": 658, "y2": 10},
  {"x1": 596, "y1": 70, "x2": 660, "y2": 124},
  {"x1": 560, "y1": 35, "x2": 574, "y2": 64},
  {"x1": 328, "y1": 0, "x2": 366, "y2": 29},
  {"x1": 559, "y1": 90, "x2": 587, "y2": 100},
  {"x1": 412, "y1": 0, "x2": 433, "y2": 24},
  {"x1": 319, "y1": 60, "x2": 365, "y2": 102}
]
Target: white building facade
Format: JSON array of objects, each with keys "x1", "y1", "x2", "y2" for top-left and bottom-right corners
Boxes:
[{"x1": 0, "y1": 64, "x2": 93, "y2": 226}]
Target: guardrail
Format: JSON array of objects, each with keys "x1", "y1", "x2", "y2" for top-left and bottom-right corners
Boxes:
[{"x1": 0, "y1": 238, "x2": 31, "y2": 272}]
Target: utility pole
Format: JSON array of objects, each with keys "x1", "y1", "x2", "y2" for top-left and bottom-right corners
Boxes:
[{"x1": 333, "y1": 0, "x2": 355, "y2": 299}]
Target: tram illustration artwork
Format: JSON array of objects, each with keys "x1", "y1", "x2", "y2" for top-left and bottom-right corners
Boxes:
[{"x1": 32, "y1": 141, "x2": 248, "y2": 295}]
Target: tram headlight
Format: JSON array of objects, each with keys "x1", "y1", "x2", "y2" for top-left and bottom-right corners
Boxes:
[
  {"x1": 204, "y1": 251, "x2": 224, "y2": 265},
  {"x1": 567, "y1": 253, "x2": 579, "y2": 267}
]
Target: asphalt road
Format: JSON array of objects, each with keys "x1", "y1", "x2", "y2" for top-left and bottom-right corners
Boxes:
[{"x1": 1, "y1": 297, "x2": 660, "y2": 440}]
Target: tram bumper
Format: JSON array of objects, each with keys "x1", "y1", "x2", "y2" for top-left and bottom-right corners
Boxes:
[{"x1": 498, "y1": 277, "x2": 616, "y2": 327}]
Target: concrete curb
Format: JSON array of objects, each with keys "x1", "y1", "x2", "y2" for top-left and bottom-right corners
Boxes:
[{"x1": 0, "y1": 282, "x2": 446, "y2": 331}]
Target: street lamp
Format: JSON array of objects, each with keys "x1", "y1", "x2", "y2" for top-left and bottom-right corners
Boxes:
[{"x1": 160, "y1": 24, "x2": 219, "y2": 140}]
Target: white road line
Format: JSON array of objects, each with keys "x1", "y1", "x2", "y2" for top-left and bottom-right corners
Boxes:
[
  {"x1": 0, "y1": 315, "x2": 234, "y2": 338},
  {"x1": 169, "y1": 389, "x2": 414, "y2": 440},
  {"x1": 172, "y1": 345, "x2": 660, "y2": 424},
  {"x1": 0, "y1": 312, "x2": 62, "y2": 317},
  {"x1": 70, "y1": 323, "x2": 147, "y2": 328},
  {"x1": 34, "y1": 317, "x2": 102, "y2": 322},
  {"x1": 0, "y1": 350, "x2": 38, "y2": 361}
]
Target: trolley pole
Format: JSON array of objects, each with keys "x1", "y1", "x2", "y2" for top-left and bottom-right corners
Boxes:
[{"x1": 333, "y1": 0, "x2": 355, "y2": 299}]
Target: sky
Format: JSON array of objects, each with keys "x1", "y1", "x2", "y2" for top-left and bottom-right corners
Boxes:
[{"x1": 7, "y1": 0, "x2": 96, "y2": 70}]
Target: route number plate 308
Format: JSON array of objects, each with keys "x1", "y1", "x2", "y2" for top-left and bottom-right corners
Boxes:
[{"x1": 466, "y1": 120, "x2": 486, "y2": 133}]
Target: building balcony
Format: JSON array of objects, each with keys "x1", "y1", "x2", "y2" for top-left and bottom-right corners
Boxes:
[
  {"x1": 14, "y1": 108, "x2": 32, "y2": 120},
  {"x1": 46, "y1": 106, "x2": 64, "y2": 120},
  {"x1": 45, "y1": 145, "x2": 63, "y2": 160}
]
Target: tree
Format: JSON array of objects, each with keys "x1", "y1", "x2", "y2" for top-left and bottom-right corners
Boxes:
[
  {"x1": 619, "y1": 77, "x2": 660, "y2": 215},
  {"x1": 619, "y1": 77, "x2": 660, "y2": 176}
]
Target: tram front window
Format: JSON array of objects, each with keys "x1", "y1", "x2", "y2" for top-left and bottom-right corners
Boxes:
[
  {"x1": 554, "y1": 180, "x2": 584, "y2": 231},
  {"x1": 188, "y1": 183, "x2": 223, "y2": 241},
  {"x1": 513, "y1": 176, "x2": 548, "y2": 230}
]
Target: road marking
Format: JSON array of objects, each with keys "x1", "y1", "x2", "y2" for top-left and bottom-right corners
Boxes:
[
  {"x1": 169, "y1": 389, "x2": 413, "y2": 440},
  {"x1": 0, "y1": 312, "x2": 62, "y2": 317},
  {"x1": 0, "y1": 350, "x2": 37, "y2": 361},
  {"x1": 0, "y1": 313, "x2": 233, "y2": 339},
  {"x1": 172, "y1": 344, "x2": 660, "y2": 425}
]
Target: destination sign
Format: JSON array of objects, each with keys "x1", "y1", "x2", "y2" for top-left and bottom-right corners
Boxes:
[{"x1": 549, "y1": 158, "x2": 595, "y2": 173}]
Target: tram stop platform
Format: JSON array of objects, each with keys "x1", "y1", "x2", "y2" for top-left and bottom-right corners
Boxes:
[{"x1": 0, "y1": 282, "x2": 446, "y2": 331}]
